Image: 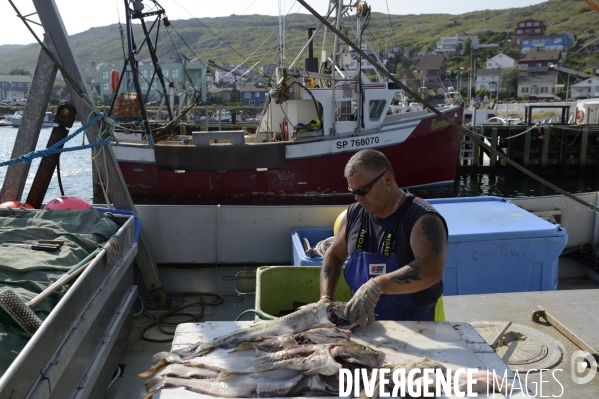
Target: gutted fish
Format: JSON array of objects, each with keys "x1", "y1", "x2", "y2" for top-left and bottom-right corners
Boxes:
[
  {"x1": 232, "y1": 327, "x2": 351, "y2": 352},
  {"x1": 185, "y1": 349, "x2": 267, "y2": 373},
  {"x1": 330, "y1": 341, "x2": 386, "y2": 368},
  {"x1": 144, "y1": 369, "x2": 303, "y2": 399},
  {"x1": 172, "y1": 302, "x2": 349, "y2": 359},
  {"x1": 254, "y1": 344, "x2": 341, "y2": 376},
  {"x1": 254, "y1": 341, "x2": 385, "y2": 376},
  {"x1": 156, "y1": 364, "x2": 219, "y2": 379}
]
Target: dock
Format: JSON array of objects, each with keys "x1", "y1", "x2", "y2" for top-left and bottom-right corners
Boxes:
[{"x1": 459, "y1": 124, "x2": 599, "y2": 174}]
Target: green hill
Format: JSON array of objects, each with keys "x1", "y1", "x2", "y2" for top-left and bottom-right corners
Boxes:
[{"x1": 0, "y1": 0, "x2": 597, "y2": 76}]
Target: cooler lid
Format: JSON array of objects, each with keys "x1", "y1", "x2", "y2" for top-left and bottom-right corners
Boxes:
[{"x1": 428, "y1": 196, "x2": 566, "y2": 242}]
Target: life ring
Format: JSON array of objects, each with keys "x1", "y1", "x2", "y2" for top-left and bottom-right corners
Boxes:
[
  {"x1": 576, "y1": 108, "x2": 585, "y2": 124},
  {"x1": 283, "y1": 118, "x2": 289, "y2": 141}
]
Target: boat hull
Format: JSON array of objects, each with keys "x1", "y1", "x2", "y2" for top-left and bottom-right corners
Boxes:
[{"x1": 107, "y1": 107, "x2": 463, "y2": 197}]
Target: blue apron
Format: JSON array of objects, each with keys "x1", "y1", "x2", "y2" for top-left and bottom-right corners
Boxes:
[{"x1": 343, "y1": 203, "x2": 440, "y2": 321}]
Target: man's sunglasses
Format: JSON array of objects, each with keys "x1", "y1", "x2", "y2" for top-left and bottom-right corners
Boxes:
[{"x1": 348, "y1": 169, "x2": 388, "y2": 196}]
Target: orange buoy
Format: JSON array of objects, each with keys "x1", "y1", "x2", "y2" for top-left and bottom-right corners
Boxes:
[
  {"x1": 576, "y1": 108, "x2": 585, "y2": 124},
  {"x1": 283, "y1": 118, "x2": 289, "y2": 141},
  {"x1": 0, "y1": 201, "x2": 34, "y2": 209},
  {"x1": 43, "y1": 196, "x2": 91, "y2": 211},
  {"x1": 110, "y1": 70, "x2": 120, "y2": 93}
]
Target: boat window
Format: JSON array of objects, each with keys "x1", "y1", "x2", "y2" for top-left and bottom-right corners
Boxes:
[
  {"x1": 336, "y1": 101, "x2": 356, "y2": 121},
  {"x1": 369, "y1": 100, "x2": 387, "y2": 121}
]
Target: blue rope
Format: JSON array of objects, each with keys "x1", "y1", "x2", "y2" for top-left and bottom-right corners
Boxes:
[{"x1": 0, "y1": 113, "x2": 110, "y2": 167}]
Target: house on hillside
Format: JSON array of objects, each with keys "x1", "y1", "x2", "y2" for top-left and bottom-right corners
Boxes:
[
  {"x1": 435, "y1": 34, "x2": 479, "y2": 55},
  {"x1": 381, "y1": 47, "x2": 403, "y2": 63},
  {"x1": 511, "y1": 19, "x2": 546, "y2": 47},
  {"x1": 475, "y1": 69, "x2": 502, "y2": 94},
  {"x1": 521, "y1": 33, "x2": 575, "y2": 54},
  {"x1": 412, "y1": 54, "x2": 448, "y2": 82},
  {"x1": 517, "y1": 74, "x2": 560, "y2": 100},
  {"x1": 214, "y1": 62, "x2": 249, "y2": 85},
  {"x1": 0, "y1": 75, "x2": 32, "y2": 102},
  {"x1": 518, "y1": 49, "x2": 561, "y2": 73},
  {"x1": 486, "y1": 53, "x2": 518, "y2": 69},
  {"x1": 240, "y1": 84, "x2": 267, "y2": 106},
  {"x1": 570, "y1": 76, "x2": 599, "y2": 100},
  {"x1": 95, "y1": 61, "x2": 207, "y2": 104}
]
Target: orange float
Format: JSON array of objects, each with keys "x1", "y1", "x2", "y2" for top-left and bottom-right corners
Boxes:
[
  {"x1": 0, "y1": 201, "x2": 34, "y2": 209},
  {"x1": 110, "y1": 69, "x2": 120, "y2": 93}
]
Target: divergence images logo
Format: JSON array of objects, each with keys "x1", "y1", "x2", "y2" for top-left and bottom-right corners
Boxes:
[{"x1": 571, "y1": 351, "x2": 597, "y2": 385}]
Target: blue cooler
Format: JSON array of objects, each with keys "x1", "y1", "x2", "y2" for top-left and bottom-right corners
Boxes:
[
  {"x1": 291, "y1": 196, "x2": 567, "y2": 296},
  {"x1": 429, "y1": 196, "x2": 568, "y2": 295}
]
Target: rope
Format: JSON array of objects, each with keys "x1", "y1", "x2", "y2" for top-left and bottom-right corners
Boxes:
[
  {"x1": 235, "y1": 309, "x2": 271, "y2": 321},
  {"x1": 139, "y1": 293, "x2": 224, "y2": 343},
  {"x1": 297, "y1": 0, "x2": 599, "y2": 216},
  {"x1": 0, "y1": 113, "x2": 111, "y2": 167}
]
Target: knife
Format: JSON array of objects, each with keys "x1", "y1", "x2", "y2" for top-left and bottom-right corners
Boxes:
[{"x1": 3, "y1": 243, "x2": 61, "y2": 251}]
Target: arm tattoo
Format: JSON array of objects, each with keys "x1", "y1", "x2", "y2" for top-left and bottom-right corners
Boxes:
[
  {"x1": 391, "y1": 263, "x2": 422, "y2": 285},
  {"x1": 421, "y1": 216, "x2": 444, "y2": 255},
  {"x1": 320, "y1": 265, "x2": 332, "y2": 281}
]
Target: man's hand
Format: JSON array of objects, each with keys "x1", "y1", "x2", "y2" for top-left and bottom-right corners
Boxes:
[{"x1": 344, "y1": 278, "x2": 384, "y2": 327}]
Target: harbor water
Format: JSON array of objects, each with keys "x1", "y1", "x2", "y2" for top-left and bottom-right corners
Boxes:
[{"x1": 0, "y1": 124, "x2": 597, "y2": 206}]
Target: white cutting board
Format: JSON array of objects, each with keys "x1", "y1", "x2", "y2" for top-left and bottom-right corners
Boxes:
[{"x1": 154, "y1": 321, "x2": 532, "y2": 398}]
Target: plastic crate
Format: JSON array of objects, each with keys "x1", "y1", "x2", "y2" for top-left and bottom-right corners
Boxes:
[
  {"x1": 291, "y1": 228, "x2": 349, "y2": 266},
  {"x1": 255, "y1": 266, "x2": 352, "y2": 319}
]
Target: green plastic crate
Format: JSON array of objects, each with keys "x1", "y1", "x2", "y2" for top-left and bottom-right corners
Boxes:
[{"x1": 255, "y1": 266, "x2": 352, "y2": 319}]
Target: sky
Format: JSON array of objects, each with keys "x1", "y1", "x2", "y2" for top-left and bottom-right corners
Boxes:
[{"x1": 0, "y1": 0, "x2": 548, "y2": 46}]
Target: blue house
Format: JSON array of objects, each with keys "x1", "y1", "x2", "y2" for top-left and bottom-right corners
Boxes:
[
  {"x1": 240, "y1": 84, "x2": 267, "y2": 106},
  {"x1": 522, "y1": 33, "x2": 575, "y2": 54}
]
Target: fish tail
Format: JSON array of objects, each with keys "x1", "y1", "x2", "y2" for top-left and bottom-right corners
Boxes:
[
  {"x1": 139, "y1": 359, "x2": 168, "y2": 377},
  {"x1": 143, "y1": 375, "x2": 165, "y2": 395}
]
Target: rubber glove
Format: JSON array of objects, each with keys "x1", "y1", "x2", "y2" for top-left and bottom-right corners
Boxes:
[{"x1": 344, "y1": 278, "x2": 384, "y2": 327}]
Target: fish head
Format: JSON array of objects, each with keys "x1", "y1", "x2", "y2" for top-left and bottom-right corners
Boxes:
[
  {"x1": 327, "y1": 302, "x2": 351, "y2": 326},
  {"x1": 329, "y1": 341, "x2": 386, "y2": 368}
]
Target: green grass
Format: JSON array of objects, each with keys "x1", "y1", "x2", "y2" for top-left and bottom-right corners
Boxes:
[{"x1": 0, "y1": 0, "x2": 596, "y2": 80}]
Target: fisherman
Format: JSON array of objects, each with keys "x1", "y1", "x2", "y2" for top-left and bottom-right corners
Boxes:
[{"x1": 318, "y1": 149, "x2": 448, "y2": 326}]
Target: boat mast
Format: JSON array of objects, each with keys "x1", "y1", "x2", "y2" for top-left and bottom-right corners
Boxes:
[
  {"x1": 110, "y1": 0, "x2": 174, "y2": 140},
  {"x1": 330, "y1": 0, "x2": 343, "y2": 136},
  {"x1": 278, "y1": 0, "x2": 285, "y2": 67}
]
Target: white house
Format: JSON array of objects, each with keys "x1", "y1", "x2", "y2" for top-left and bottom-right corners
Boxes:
[
  {"x1": 486, "y1": 53, "x2": 518, "y2": 69},
  {"x1": 476, "y1": 69, "x2": 502, "y2": 93},
  {"x1": 435, "y1": 34, "x2": 479, "y2": 55},
  {"x1": 517, "y1": 74, "x2": 560, "y2": 99},
  {"x1": 570, "y1": 76, "x2": 599, "y2": 100}
]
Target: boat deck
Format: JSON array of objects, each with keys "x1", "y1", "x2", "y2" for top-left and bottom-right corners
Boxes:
[{"x1": 102, "y1": 269, "x2": 599, "y2": 399}]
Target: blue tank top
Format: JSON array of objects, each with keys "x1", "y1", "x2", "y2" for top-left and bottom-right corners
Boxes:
[{"x1": 345, "y1": 194, "x2": 448, "y2": 306}]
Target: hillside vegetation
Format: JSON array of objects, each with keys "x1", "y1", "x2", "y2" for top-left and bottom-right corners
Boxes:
[{"x1": 0, "y1": 0, "x2": 597, "y2": 76}]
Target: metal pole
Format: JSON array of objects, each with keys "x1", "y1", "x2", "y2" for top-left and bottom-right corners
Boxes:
[
  {"x1": 0, "y1": 38, "x2": 57, "y2": 203},
  {"x1": 32, "y1": 0, "x2": 166, "y2": 306}
]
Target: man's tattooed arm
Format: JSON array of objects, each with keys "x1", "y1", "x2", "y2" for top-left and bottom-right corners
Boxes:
[
  {"x1": 420, "y1": 216, "x2": 445, "y2": 255},
  {"x1": 390, "y1": 263, "x2": 422, "y2": 285},
  {"x1": 320, "y1": 265, "x2": 332, "y2": 281}
]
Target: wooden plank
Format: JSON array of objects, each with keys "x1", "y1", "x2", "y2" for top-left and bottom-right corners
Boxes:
[
  {"x1": 541, "y1": 127, "x2": 550, "y2": 172},
  {"x1": 537, "y1": 302, "x2": 599, "y2": 355},
  {"x1": 523, "y1": 130, "x2": 531, "y2": 167},
  {"x1": 580, "y1": 127, "x2": 589, "y2": 170},
  {"x1": 491, "y1": 127, "x2": 498, "y2": 168}
]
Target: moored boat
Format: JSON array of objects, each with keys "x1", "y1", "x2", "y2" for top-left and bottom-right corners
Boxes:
[
  {"x1": 8, "y1": 111, "x2": 55, "y2": 128},
  {"x1": 103, "y1": 0, "x2": 463, "y2": 197}
]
